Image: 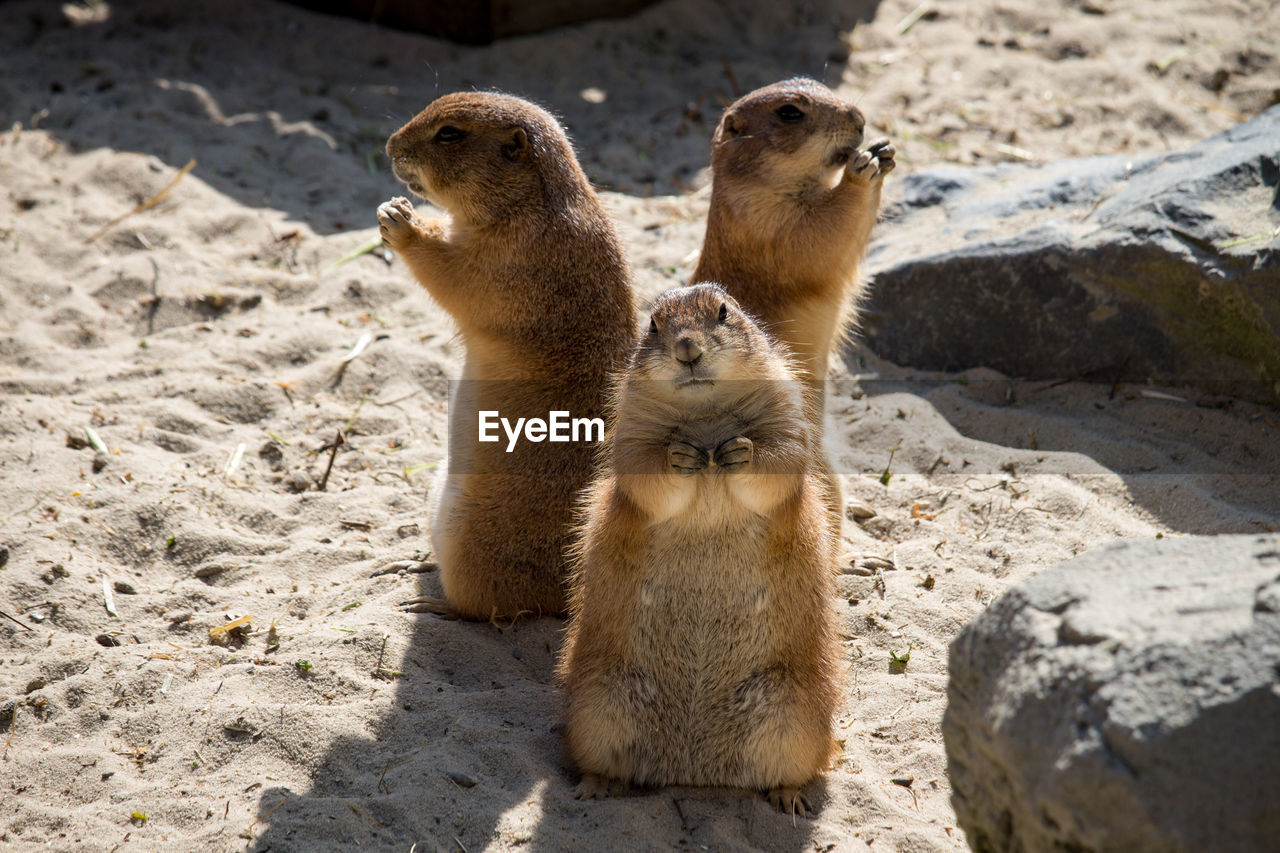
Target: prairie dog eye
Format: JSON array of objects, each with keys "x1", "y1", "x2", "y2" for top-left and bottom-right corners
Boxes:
[
  {"x1": 776, "y1": 104, "x2": 804, "y2": 122},
  {"x1": 717, "y1": 303, "x2": 728, "y2": 324},
  {"x1": 649, "y1": 317, "x2": 659, "y2": 335},
  {"x1": 434, "y1": 125, "x2": 466, "y2": 143}
]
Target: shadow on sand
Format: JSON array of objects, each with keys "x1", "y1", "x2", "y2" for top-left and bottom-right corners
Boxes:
[
  {"x1": 846, "y1": 349, "x2": 1280, "y2": 537},
  {"x1": 0, "y1": 0, "x2": 883, "y2": 849},
  {"x1": 2, "y1": 0, "x2": 882, "y2": 233},
  {"x1": 30, "y1": 0, "x2": 1271, "y2": 848}
]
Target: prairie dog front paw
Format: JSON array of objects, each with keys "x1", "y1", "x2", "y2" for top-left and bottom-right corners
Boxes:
[
  {"x1": 377, "y1": 196, "x2": 443, "y2": 250},
  {"x1": 713, "y1": 435, "x2": 753, "y2": 471},
  {"x1": 845, "y1": 138, "x2": 895, "y2": 186},
  {"x1": 866, "y1": 138, "x2": 895, "y2": 177},
  {"x1": 669, "y1": 440, "x2": 710, "y2": 475}
]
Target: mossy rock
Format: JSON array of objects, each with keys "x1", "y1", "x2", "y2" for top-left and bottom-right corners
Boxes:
[{"x1": 861, "y1": 105, "x2": 1280, "y2": 404}]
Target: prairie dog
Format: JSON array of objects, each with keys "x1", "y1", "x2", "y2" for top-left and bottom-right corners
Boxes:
[
  {"x1": 558, "y1": 284, "x2": 841, "y2": 815},
  {"x1": 692, "y1": 78, "x2": 895, "y2": 522},
  {"x1": 379, "y1": 92, "x2": 635, "y2": 619}
]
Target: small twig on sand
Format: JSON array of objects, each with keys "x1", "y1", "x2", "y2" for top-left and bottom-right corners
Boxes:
[
  {"x1": 890, "y1": 776, "x2": 919, "y2": 810},
  {"x1": 317, "y1": 430, "x2": 345, "y2": 491},
  {"x1": 3, "y1": 703, "x2": 16, "y2": 759},
  {"x1": 1108, "y1": 354, "x2": 1131, "y2": 399},
  {"x1": 671, "y1": 797, "x2": 687, "y2": 828},
  {"x1": 145, "y1": 257, "x2": 160, "y2": 335},
  {"x1": 371, "y1": 389, "x2": 421, "y2": 407},
  {"x1": 245, "y1": 793, "x2": 291, "y2": 837},
  {"x1": 17, "y1": 489, "x2": 53, "y2": 517},
  {"x1": 1, "y1": 608, "x2": 32, "y2": 631},
  {"x1": 85, "y1": 159, "x2": 197, "y2": 243}
]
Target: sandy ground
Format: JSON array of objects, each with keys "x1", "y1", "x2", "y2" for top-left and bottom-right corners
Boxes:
[{"x1": 2, "y1": 0, "x2": 1278, "y2": 850}]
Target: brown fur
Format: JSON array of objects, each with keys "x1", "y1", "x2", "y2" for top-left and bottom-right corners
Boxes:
[
  {"x1": 691, "y1": 78, "x2": 895, "y2": 523},
  {"x1": 558, "y1": 284, "x2": 841, "y2": 814},
  {"x1": 379, "y1": 92, "x2": 635, "y2": 620}
]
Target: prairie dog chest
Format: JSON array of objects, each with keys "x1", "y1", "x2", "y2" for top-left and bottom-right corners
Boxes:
[{"x1": 633, "y1": 518, "x2": 774, "y2": 661}]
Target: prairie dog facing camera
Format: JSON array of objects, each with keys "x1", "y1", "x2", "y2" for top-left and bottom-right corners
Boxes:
[
  {"x1": 558, "y1": 284, "x2": 842, "y2": 815},
  {"x1": 378, "y1": 91, "x2": 635, "y2": 620}
]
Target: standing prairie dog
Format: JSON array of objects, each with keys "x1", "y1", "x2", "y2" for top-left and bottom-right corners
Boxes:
[
  {"x1": 691, "y1": 78, "x2": 895, "y2": 521},
  {"x1": 378, "y1": 92, "x2": 635, "y2": 620},
  {"x1": 558, "y1": 284, "x2": 841, "y2": 816}
]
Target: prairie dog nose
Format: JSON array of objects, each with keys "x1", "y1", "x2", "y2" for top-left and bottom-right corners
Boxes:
[{"x1": 674, "y1": 336, "x2": 703, "y2": 366}]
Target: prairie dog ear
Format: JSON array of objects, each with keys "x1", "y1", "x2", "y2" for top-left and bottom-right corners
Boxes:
[
  {"x1": 503, "y1": 127, "x2": 528, "y2": 162},
  {"x1": 721, "y1": 114, "x2": 743, "y2": 138}
]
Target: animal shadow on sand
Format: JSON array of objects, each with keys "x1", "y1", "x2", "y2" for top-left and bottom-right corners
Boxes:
[
  {"x1": 3, "y1": 0, "x2": 885, "y2": 232},
  {"x1": 5, "y1": 0, "x2": 881, "y2": 847},
  {"x1": 846, "y1": 349, "x2": 1280, "y2": 536}
]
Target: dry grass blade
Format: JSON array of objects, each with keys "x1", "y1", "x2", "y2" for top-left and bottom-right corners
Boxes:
[
  {"x1": 209, "y1": 614, "x2": 253, "y2": 639},
  {"x1": 224, "y1": 442, "x2": 246, "y2": 477},
  {"x1": 895, "y1": 1, "x2": 933, "y2": 35},
  {"x1": 340, "y1": 332, "x2": 373, "y2": 364},
  {"x1": 85, "y1": 158, "x2": 197, "y2": 243},
  {"x1": 402, "y1": 461, "x2": 438, "y2": 482},
  {"x1": 911, "y1": 502, "x2": 939, "y2": 521},
  {"x1": 1216, "y1": 225, "x2": 1280, "y2": 250},
  {"x1": 325, "y1": 236, "x2": 384, "y2": 271},
  {"x1": 1139, "y1": 389, "x2": 1188, "y2": 403},
  {"x1": 340, "y1": 797, "x2": 385, "y2": 828},
  {"x1": 1170, "y1": 93, "x2": 1247, "y2": 121},
  {"x1": 994, "y1": 142, "x2": 1035, "y2": 161},
  {"x1": 85, "y1": 426, "x2": 108, "y2": 454},
  {"x1": 102, "y1": 573, "x2": 118, "y2": 617},
  {"x1": 246, "y1": 792, "x2": 291, "y2": 836}
]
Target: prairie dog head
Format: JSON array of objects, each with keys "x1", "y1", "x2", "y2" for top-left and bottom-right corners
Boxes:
[
  {"x1": 385, "y1": 92, "x2": 582, "y2": 225},
  {"x1": 711, "y1": 78, "x2": 866, "y2": 194},
  {"x1": 631, "y1": 284, "x2": 783, "y2": 396}
]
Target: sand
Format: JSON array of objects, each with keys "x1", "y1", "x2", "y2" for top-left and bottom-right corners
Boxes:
[{"x1": 2, "y1": 0, "x2": 1278, "y2": 850}]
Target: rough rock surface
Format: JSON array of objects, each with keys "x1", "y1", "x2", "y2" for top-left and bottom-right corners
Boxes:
[
  {"x1": 861, "y1": 106, "x2": 1280, "y2": 404},
  {"x1": 944, "y1": 534, "x2": 1280, "y2": 852}
]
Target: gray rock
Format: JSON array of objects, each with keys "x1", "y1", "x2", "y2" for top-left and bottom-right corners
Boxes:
[
  {"x1": 861, "y1": 106, "x2": 1280, "y2": 403},
  {"x1": 944, "y1": 534, "x2": 1280, "y2": 853}
]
